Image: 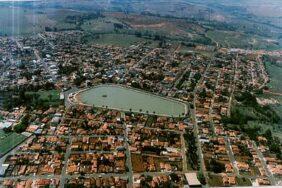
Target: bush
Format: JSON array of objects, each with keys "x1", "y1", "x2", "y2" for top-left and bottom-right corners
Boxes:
[
  {"x1": 14, "y1": 114, "x2": 30, "y2": 133},
  {"x1": 207, "y1": 159, "x2": 225, "y2": 173}
]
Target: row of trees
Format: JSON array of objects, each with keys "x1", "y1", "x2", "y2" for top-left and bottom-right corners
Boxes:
[{"x1": 184, "y1": 130, "x2": 199, "y2": 170}]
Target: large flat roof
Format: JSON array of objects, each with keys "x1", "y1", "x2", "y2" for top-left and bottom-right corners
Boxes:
[{"x1": 185, "y1": 172, "x2": 201, "y2": 186}]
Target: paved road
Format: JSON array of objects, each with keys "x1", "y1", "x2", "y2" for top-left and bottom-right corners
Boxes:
[
  {"x1": 59, "y1": 134, "x2": 72, "y2": 187},
  {"x1": 227, "y1": 58, "x2": 238, "y2": 117},
  {"x1": 224, "y1": 137, "x2": 240, "y2": 177},
  {"x1": 180, "y1": 132, "x2": 188, "y2": 172},
  {"x1": 208, "y1": 71, "x2": 221, "y2": 133},
  {"x1": 122, "y1": 114, "x2": 133, "y2": 187},
  {"x1": 192, "y1": 61, "x2": 211, "y2": 180},
  {"x1": 172, "y1": 64, "x2": 191, "y2": 89},
  {"x1": 64, "y1": 87, "x2": 79, "y2": 108},
  {"x1": 264, "y1": 90, "x2": 282, "y2": 96},
  {"x1": 252, "y1": 141, "x2": 276, "y2": 185}
]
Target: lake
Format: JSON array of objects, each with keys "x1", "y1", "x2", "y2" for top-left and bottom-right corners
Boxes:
[{"x1": 77, "y1": 85, "x2": 188, "y2": 117}]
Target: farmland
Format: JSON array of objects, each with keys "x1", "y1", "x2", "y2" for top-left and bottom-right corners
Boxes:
[
  {"x1": 0, "y1": 3, "x2": 280, "y2": 50},
  {"x1": 0, "y1": 7, "x2": 81, "y2": 36},
  {"x1": 207, "y1": 30, "x2": 280, "y2": 49}
]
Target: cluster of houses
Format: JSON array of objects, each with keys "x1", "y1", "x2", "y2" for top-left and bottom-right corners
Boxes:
[
  {"x1": 0, "y1": 36, "x2": 60, "y2": 91},
  {"x1": 67, "y1": 152, "x2": 126, "y2": 174},
  {"x1": 188, "y1": 50, "x2": 282, "y2": 186},
  {"x1": 66, "y1": 177, "x2": 127, "y2": 187},
  {"x1": 0, "y1": 31, "x2": 281, "y2": 187},
  {"x1": 1, "y1": 179, "x2": 60, "y2": 188}
]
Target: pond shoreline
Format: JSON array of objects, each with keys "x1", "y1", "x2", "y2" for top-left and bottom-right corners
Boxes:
[{"x1": 74, "y1": 84, "x2": 189, "y2": 117}]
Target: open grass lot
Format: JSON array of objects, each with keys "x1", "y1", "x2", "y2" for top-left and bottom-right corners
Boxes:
[
  {"x1": 0, "y1": 130, "x2": 27, "y2": 157},
  {"x1": 0, "y1": 6, "x2": 81, "y2": 36},
  {"x1": 208, "y1": 173, "x2": 223, "y2": 187},
  {"x1": 0, "y1": 7, "x2": 41, "y2": 36},
  {"x1": 236, "y1": 177, "x2": 252, "y2": 186},
  {"x1": 37, "y1": 90, "x2": 60, "y2": 100},
  {"x1": 92, "y1": 34, "x2": 158, "y2": 47},
  {"x1": 208, "y1": 173, "x2": 252, "y2": 187},
  {"x1": 263, "y1": 62, "x2": 282, "y2": 139},
  {"x1": 81, "y1": 17, "x2": 121, "y2": 33},
  {"x1": 265, "y1": 62, "x2": 282, "y2": 93},
  {"x1": 25, "y1": 89, "x2": 62, "y2": 107},
  {"x1": 26, "y1": 89, "x2": 60, "y2": 100},
  {"x1": 207, "y1": 30, "x2": 279, "y2": 50}
]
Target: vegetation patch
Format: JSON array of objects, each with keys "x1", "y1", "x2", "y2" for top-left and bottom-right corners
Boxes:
[
  {"x1": 236, "y1": 177, "x2": 252, "y2": 186},
  {"x1": 0, "y1": 130, "x2": 27, "y2": 157},
  {"x1": 223, "y1": 92, "x2": 280, "y2": 125},
  {"x1": 208, "y1": 173, "x2": 223, "y2": 187},
  {"x1": 184, "y1": 129, "x2": 199, "y2": 170}
]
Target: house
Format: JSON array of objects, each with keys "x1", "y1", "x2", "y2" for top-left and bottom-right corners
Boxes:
[
  {"x1": 185, "y1": 173, "x2": 201, "y2": 188},
  {"x1": 222, "y1": 174, "x2": 236, "y2": 186}
]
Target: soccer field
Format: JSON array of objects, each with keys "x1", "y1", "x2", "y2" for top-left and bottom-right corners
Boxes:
[{"x1": 0, "y1": 130, "x2": 27, "y2": 157}]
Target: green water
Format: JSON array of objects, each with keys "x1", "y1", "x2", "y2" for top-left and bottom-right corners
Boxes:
[{"x1": 79, "y1": 85, "x2": 187, "y2": 117}]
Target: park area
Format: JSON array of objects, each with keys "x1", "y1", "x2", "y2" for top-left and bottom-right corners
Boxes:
[
  {"x1": 77, "y1": 84, "x2": 188, "y2": 117},
  {"x1": 0, "y1": 130, "x2": 27, "y2": 157},
  {"x1": 25, "y1": 90, "x2": 62, "y2": 107}
]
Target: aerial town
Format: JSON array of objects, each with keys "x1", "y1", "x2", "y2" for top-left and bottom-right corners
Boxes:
[
  {"x1": 0, "y1": 0, "x2": 282, "y2": 187},
  {"x1": 0, "y1": 30, "x2": 281, "y2": 188}
]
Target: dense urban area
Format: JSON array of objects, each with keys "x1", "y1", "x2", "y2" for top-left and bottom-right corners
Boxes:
[{"x1": 0, "y1": 0, "x2": 282, "y2": 187}]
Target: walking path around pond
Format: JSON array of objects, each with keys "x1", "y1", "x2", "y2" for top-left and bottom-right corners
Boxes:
[{"x1": 264, "y1": 90, "x2": 282, "y2": 96}]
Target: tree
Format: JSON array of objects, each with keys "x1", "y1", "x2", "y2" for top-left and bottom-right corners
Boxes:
[
  {"x1": 197, "y1": 170, "x2": 206, "y2": 185},
  {"x1": 208, "y1": 158, "x2": 225, "y2": 173},
  {"x1": 48, "y1": 94, "x2": 52, "y2": 101},
  {"x1": 135, "y1": 31, "x2": 142, "y2": 38},
  {"x1": 194, "y1": 73, "x2": 201, "y2": 81},
  {"x1": 3, "y1": 127, "x2": 12, "y2": 133},
  {"x1": 199, "y1": 89, "x2": 207, "y2": 98},
  {"x1": 14, "y1": 114, "x2": 30, "y2": 133}
]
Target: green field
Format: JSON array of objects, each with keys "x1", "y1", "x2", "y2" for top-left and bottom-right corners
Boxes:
[
  {"x1": 0, "y1": 7, "x2": 80, "y2": 36},
  {"x1": 265, "y1": 62, "x2": 282, "y2": 93},
  {"x1": 26, "y1": 89, "x2": 60, "y2": 100},
  {"x1": 91, "y1": 33, "x2": 157, "y2": 47},
  {"x1": 0, "y1": 7, "x2": 40, "y2": 36},
  {"x1": 236, "y1": 177, "x2": 252, "y2": 186},
  {"x1": 25, "y1": 89, "x2": 62, "y2": 107},
  {"x1": 0, "y1": 130, "x2": 27, "y2": 156},
  {"x1": 81, "y1": 17, "x2": 119, "y2": 33},
  {"x1": 207, "y1": 30, "x2": 279, "y2": 50},
  {"x1": 264, "y1": 62, "x2": 282, "y2": 139}
]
